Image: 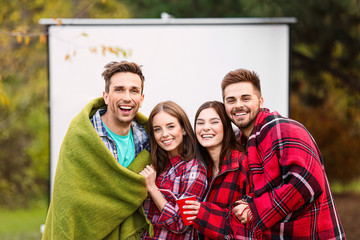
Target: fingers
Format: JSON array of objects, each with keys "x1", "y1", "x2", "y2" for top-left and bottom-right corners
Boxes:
[
  {"x1": 232, "y1": 202, "x2": 252, "y2": 225},
  {"x1": 140, "y1": 165, "x2": 155, "y2": 177},
  {"x1": 182, "y1": 210, "x2": 199, "y2": 215},
  {"x1": 186, "y1": 216, "x2": 197, "y2": 221}
]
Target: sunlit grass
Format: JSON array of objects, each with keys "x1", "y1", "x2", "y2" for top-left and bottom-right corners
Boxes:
[
  {"x1": 0, "y1": 198, "x2": 48, "y2": 240},
  {"x1": 331, "y1": 178, "x2": 360, "y2": 194}
]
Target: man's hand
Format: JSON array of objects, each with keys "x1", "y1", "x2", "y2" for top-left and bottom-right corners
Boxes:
[{"x1": 232, "y1": 200, "x2": 253, "y2": 224}]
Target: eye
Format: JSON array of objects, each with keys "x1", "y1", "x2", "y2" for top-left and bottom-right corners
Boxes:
[
  {"x1": 226, "y1": 99, "x2": 235, "y2": 104},
  {"x1": 211, "y1": 120, "x2": 220, "y2": 124},
  {"x1": 132, "y1": 89, "x2": 140, "y2": 93},
  {"x1": 168, "y1": 125, "x2": 175, "y2": 129},
  {"x1": 153, "y1": 127, "x2": 161, "y2": 132},
  {"x1": 196, "y1": 121, "x2": 204, "y2": 125}
]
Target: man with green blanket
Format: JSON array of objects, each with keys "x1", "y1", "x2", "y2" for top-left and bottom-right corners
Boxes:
[{"x1": 42, "y1": 61, "x2": 154, "y2": 239}]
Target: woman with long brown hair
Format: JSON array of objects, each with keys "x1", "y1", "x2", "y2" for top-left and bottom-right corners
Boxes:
[
  {"x1": 183, "y1": 101, "x2": 252, "y2": 239},
  {"x1": 140, "y1": 101, "x2": 207, "y2": 240}
]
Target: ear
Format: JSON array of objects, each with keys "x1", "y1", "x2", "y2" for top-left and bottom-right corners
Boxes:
[
  {"x1": 182, "y1": 129, "x2": 186, "y2": 136},
  {"x1": 259, "y1": 96, "x2": 264, "y2": 108},
  {"x1": 139, "y1": 94, "x2": 144, "y2": 108},
  {"x1": 103, "y1": 91, "x2": 109, "y2": 105}
]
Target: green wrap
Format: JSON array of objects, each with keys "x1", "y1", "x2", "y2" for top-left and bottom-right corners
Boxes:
[{"x1": 42, "y1": 98, "x2": 153, "y2": 240}]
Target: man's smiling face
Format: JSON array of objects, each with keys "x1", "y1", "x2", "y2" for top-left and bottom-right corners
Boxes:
[
  {"x1": 223, "y1": 81, "x2": 263, "y2": 138},
  {"x1": 103, "y1": 72, "x2": 144, "y2": 126}
]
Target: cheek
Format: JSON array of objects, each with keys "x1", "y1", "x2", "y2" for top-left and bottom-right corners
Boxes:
[
  {"x1": 154, "y1": 132, "x2": 162, "y2": 143},
  {"x1": 224, "y1": 105, "x2": 232, "y2": 115}
]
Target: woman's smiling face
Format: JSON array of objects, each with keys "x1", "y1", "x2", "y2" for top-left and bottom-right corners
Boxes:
[{"x1": 152, "y1": 111, "x2": 185, "y2": 158}]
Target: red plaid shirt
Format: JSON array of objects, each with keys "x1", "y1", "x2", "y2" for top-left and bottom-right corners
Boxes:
[
  {"x1": 193, "y1": 150, "x2": 254, "y2": 240},
  {"x1": 244, "y1": 109, "x2": 346, "y2": 239},
  {"x1": 142, "y1": 156, "x2": 207, "y2": 240}
]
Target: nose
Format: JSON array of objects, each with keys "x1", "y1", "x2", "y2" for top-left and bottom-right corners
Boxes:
[
  {"x1": 234, "y1": 98, "x2": 244, "y2": 109},
  {"x1": 162, "y1": 129, "x2": 169, "y2": 138},
  {"x1": 122, "y1": 90, "x2": 131, "y2": 101},
  {"x1": 203, "y1": 122, "x2": 211, "y2": 131}
]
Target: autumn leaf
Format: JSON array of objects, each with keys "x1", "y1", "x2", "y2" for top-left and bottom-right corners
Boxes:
[
  {"x1": 16, "y1": 35, "x2": 22, "y2": 43},
  {"x1": 89, "y1": 47, "x2": 97, "y2": 53},
  {"x1": 39, "y1": 34, "x2": 47, "y2": 44},
  {"x1": 25, "y1": 36, "x2": 30, "y2": 45}
]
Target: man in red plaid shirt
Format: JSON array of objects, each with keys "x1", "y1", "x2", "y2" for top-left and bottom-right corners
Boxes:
[{"x1": 222, "y1": 68, "x2": 346, "y2": 239}]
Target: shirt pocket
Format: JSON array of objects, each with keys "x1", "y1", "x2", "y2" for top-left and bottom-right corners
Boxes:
[{"x1": 172, "y1": 176, "x2": 181, "y2": 196}]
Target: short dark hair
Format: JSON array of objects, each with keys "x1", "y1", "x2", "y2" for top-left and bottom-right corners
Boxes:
[
  {"x1": 148, "y1": 101, "x2": 197, "y2": 176},
  {"x1": 102, "y1": 61, "x2": 145, "y2": 93},
  {"x1": 221, "y1": 68, "x2": 261, "y2": 99},
  {"x1": 194, "y1": 101, "x2": 243, "y2": 170}
]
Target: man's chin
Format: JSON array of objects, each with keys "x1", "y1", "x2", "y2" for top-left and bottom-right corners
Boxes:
[{"x1": 117, "y1": 115, "x2": 135, "y2": 124}]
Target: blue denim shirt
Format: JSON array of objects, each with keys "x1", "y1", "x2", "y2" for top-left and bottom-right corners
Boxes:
[{"x1": 90, "y1": 108, "x2": 150, "y2": 162}]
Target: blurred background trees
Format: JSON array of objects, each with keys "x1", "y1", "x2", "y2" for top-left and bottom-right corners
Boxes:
[{"x1": 0, "y1": 0, "x2": 359, "y2": 208}]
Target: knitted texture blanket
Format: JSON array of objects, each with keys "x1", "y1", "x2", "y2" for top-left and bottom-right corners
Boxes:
[{"x1": 42, "y1": 97, "x2": 153, "y2": 240}]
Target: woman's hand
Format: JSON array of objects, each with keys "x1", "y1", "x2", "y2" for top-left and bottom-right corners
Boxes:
[
  {"x1": 232, "y1": 200, "x2": 253, "y2": 224},
  {"x1": 182, "y1": 200, "x2": 200, "y2": 221},
  {"x1": 139, "y1": 165, "x2": 157, "y2": 193}
]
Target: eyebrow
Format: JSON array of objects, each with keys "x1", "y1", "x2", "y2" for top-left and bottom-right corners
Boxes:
[
  {"x1": 225, "y1": 94, "x2": 252, "y2": 101},
  {"x1": 153, "y1": 122, "x2": 176, "y2": 128},
  {"x1": 112, "y1": 85, "x2": 141, "y2": 90},
  {"x1": 196, "y1": 117, "x2": 220, "y2": 121}
]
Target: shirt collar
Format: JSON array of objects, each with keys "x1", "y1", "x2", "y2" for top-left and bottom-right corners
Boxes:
[
  {"x1": 169, "y1": 155, "x2": 183, "y2": 167},
  {"x1": 93, "y1": 108, "x2": 140, "y2": 137}
]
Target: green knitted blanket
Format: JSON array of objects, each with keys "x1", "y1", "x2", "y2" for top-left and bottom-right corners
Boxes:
[{"x1": 42, "y1": 98, "x2": 153, "y2": 240}]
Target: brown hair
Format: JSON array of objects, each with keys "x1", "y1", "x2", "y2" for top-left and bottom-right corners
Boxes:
[
  {"x1": 148, "y1": 101, "x2": 197, "y2": 175},
  {"x1": 102, "y1": 61, "x2": 145, "y2": 93},
  {"x1": 194, "y1": 101, "x2": 244, "y2": 170},
  {"x1": 221, "y1": 68, "x2": 261, "y2": 99}
]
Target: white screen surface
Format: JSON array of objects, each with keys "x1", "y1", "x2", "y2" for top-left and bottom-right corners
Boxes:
[{"x1": 44, "y1": 18, "x2": 293, "y2": 192}]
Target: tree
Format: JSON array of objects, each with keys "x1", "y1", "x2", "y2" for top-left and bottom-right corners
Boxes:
[{"x1": 0, "y1": 0, "x2": 132, "y2": 208}]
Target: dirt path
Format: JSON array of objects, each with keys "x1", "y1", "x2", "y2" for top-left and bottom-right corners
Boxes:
[{"x1": 333, "y1": 193, "x2": 360, "y2": 239}]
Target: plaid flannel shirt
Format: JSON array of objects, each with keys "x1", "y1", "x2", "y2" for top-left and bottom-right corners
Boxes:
[
  {"x1": 193, "y1": 150, "x2": 254, "y2": 240},
  {"x1": 142, "y1": 156, "x2": 207, "y2": 240},
  {"x1": 90, "y1": 108, "x2": 150, "y2": 161},
  {"x1": 243, "y1": 109, "x2": 346, "y2": 239}
]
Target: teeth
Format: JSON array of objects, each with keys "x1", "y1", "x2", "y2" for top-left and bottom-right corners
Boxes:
[
  {"x1": 202, "y1": 134, "x2": 213, "y2": 139},
  {"x1": 235, "y1": 112, "x2": 246, "y2": 116},
  {"x1": 120, "y1": 106, "x2": 132, "y2": 110},
  {"x1": 163, "y1": 139, "x2": 172, "y2": 144}
]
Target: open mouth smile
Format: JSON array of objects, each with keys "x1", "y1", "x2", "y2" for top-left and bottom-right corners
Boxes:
[
  {"x1": 234, "y1": 112, "x2": 247, "y2": 117},
  {"x1": 162, "y1": 139, "x2": 174, "y2": 145},
  {"x1": 201, "y1": 134, "x2": 214, "y2": 139},
  {"x1": 119, "y1": 105, "x2": 133, "y2": 113}
]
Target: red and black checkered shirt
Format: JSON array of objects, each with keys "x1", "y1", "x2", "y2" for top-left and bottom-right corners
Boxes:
[
  {"x1": 244, "y1": 109, "x2": 346, "y2": 239},
  {"x1": 142, "y1": 156, "x2": 207, "y2": 240},
  {"x1": 193, "y1": 150, "x2": 254, "y2": 240}
]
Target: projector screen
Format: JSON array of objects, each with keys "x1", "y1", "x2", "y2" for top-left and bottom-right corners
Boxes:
[{"x1": 41, "y1": 17, "x2": 295, "y2": 193}]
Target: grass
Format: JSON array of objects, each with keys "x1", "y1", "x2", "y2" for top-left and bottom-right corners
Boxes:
[
  {"x1": 331, "y1": 178, "x2": 360, "y2": 194},
  {"x1": 0, "y1": 198, "x2": 48, "y2": 240},
  {"x1": 0, "y1": 178, "x2": 358, "y2": 240}
]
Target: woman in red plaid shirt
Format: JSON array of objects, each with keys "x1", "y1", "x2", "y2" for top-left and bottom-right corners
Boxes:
[
  {"x1": 183, "y1": 101, "x2": 253, "y2": 239},
  {"x1": 140, "y1": 101, "x2": 207, "y2": 239}
]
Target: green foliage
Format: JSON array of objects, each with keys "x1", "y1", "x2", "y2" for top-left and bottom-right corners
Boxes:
[{"x1": 0, "y1": 0, "x2": 132, "y2": 208}]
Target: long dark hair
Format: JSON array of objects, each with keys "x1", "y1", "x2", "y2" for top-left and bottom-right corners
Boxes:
[
  {"x1": 194, "y1": 101, "x2": 243, "y2": 170},
  {"x1": 148, "y1": 101, "x2": 196, "y2": 175}
]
